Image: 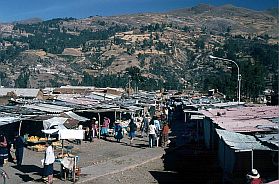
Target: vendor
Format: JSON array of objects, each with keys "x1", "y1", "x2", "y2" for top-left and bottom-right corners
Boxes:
[
  {"x1": 14, "y1": 133, "x2": 25, "y2": 166},
  {"x1": 101, "y1": 117, "x2": 110, "y2": 140}
]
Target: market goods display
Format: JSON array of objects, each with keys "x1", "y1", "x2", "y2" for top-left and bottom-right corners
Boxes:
[
  {"x1": 27, "y1": 136, "x2": 48, "y2": 143},
  {"x1": 32, "y1": 144, "x2": 46, "y2": 152},
  {"x1": 57, "y1": 153, "x2": 75, "y2": 158},
  {"x1": 27, "y1": 136, "x2": 40, "y2": 142}
]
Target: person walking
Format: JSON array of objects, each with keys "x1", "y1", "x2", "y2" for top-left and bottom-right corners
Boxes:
[
  {"x1": 148, "y1": 121, "x2": 157, "y2": 148},
  {"x1": 89, "y1": 118, "x2": 97, "y2": 142},
  {"x1": 153, "y1": 116, "x2": 161, "y2": 146},
  {"x1": 76, "y1": 123, "x2": 83, "y2": 144},
  {"x1": 14, "y1": 133, "x2": 25, "y2": 166},
  {"x1": 128, "y1": 118, "x2": 137, "y2": 145},
  {"x1": 0, "y1": 134, "x2": 8, "y2": 167},
  {"x1": 140, "y1": 114, "x2": 150, "y2": 137},
  {"x1": 114, "y1": 121, "x2": 123, "y2": 142},
  {"x1": 161, "y1": 122, "x2": 170, "y2": 148},
  {"x1": 101, "y1": 117, "x2": 110, "y2": 140},
  {"x1": 43, "y1": 141, "x2": 55, "y2": 184}
]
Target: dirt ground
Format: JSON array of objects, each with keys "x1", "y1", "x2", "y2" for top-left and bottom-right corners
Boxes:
[{"x1": 1, "y1": 133, "x2": 162, "y2": 184}]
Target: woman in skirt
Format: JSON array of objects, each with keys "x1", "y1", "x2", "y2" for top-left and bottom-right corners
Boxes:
[
  {"x1": 101, "y1": 117, "x2": 110, "y2": 140},
  {"x1": 114, "y1": 121, "x2": 123, "y2": 142},
  {"x1": 128, "y1": 118, "x2": 137, "y2": 145}
]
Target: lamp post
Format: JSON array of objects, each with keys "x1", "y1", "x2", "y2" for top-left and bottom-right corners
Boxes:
[{"x1": 209, "y1": 55, "x2": 241, "y2": 103}]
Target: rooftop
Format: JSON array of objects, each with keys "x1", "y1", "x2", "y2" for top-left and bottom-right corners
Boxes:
[{"x1": 200, "y1": 106, "x2": 279, "y2": 133}]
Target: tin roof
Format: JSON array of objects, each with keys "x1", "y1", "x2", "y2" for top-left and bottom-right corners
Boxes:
[
  {"x1": 200, "y1": 106, "x2": 279, "y2": 133},
  {"x1": 255, "y1": 134, "x2": 279, "y2": 148},
  {"x1": 24, "y1": 103, "x2": 73, "y2": 113},
  {"x1": 0, "y1": 88, "x2": 40, "y2": 97},
  {"x1": 0, "y1": 115, "x2": 21, "y2": 126},
  {"x1": 216, "y1": 129, "x2": 270, "y2": 151}
]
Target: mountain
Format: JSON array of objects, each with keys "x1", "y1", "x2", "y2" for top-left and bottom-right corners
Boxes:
[
  {"x1": 12, "y1": 18, "x2": 43, "y2": 25},
  {"x1": 0, "y1": 4, "x2": 278, "y2": 100}
]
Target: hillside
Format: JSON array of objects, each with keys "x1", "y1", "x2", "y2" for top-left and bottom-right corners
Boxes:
[{"x1": 0, "y1": 4, "x2": 278, "y2": 100}]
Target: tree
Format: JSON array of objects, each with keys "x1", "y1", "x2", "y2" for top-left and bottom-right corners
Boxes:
[{"x1": 15, "y1": 67, "x2": 30, "y2": 88}]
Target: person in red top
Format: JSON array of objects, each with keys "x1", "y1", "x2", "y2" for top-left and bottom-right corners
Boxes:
[
  {"x1": 161, "y1": 122, "x2": 170, "y2": 148},
  {"x1": 246, "y1": 169, "x2": 263, "y2": 184}
]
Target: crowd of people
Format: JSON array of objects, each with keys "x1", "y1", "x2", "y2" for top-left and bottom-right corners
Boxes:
[{"x1": 75, "y1": 105, "x2": 172, "y2": 149}]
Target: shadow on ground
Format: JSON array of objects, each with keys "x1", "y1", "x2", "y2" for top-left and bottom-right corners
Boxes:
[
  {"x1": 12, "y1": 165, "x2": 60, "y2": 183},
  {"x1": 150, "y1": 110, "x2": 223, "y2": 184}
]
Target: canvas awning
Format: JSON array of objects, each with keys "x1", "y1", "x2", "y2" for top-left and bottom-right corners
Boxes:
[
  {"x1": 64, "y1": 111, "x2": 89, "y2": 122},
  {"x1": 43, "y1": 117, "x2": 68, "y2": 130}
]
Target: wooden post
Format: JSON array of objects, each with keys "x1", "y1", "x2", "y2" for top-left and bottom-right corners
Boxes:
[
  {"x1": 98, "y1": 113, "x2": 101, "y2": 139},
  {"x1": 18, "y1": 120, "x2": 22, "y2": 136},
  {"x1": 73, "y1": 156, "x2": 76, "y2": 182},
  {"x1": 114, "y1": 110, "x2": 117, "y2": 123},
  {"x1": 61, "y1": 140, "x2": 64, "y2": 155},
  {"x1": 251, "y1": 149, "x2": 254, "y2": 170}
]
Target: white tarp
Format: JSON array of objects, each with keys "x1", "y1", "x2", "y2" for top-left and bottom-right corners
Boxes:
[
  {"x1": 42, "y1": 129, "x2": 59, "y2": 135},
  {"x1": 59, "y1": 129, "x2": 84, "y2": 140},
  {"x1": 43, "y1": 117, "x2": 68, "y2": 130},
  {"x1": 64, "y1": 111, "x2": 89, "y2": 122},
  {"x1": 61, "y1": 157, "x2": 75, "y2": 170}
]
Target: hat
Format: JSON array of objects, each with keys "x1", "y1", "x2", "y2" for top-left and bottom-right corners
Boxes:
[
  {"x1": 247, "y1": 169, "x2": 260, "y2": 179},
  {"x1": 92, "y1": 117, "x2": 96, "y2": 120}
]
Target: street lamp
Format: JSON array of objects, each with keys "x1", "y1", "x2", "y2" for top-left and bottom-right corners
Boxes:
[{"x1": 209, "y1": 55, "x2": 241, "y2": 103}]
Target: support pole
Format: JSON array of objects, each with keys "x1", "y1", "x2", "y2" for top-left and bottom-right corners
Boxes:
[
  {"x1": 18, "y1": 120, "x2": 22, "y2": 136},
  {"x1": 98, "y1": 113, "x2": 101, "y2": 139},
  {"x1": 251, "y1": 149, "x2": 254, "y2": 170}
]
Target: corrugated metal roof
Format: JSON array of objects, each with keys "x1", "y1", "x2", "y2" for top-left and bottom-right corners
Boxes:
[
  {"x1": 24, "y1": 103, "x2": 73, "y2": 113},
  {"x1": 200, "y1": 106, "x2": 279, "y2": 133},
  {"x1": 0, "y1": 116, "x2": 21, "y2": 126},
  {"x1": 216, "y1": 129, "x2": 270, "y2": 151},
  {"x1": 122, "y1": 105, "x2": 143, "y2": 112},
  {"x1": 255, "y1": 134, "x2": 279, "y2": 147},
  {"x1": 0, "y1": 88, "x2": 40, "y2": 97},
  {"x1": 57, "y1": 96, "x2": 99, "y2": 106},
  {"x1": 90, "y1": 92, "x2": 120, "y2": 100}
]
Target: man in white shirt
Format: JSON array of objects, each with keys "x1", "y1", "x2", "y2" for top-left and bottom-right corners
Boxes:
[
  {"x1": 148, "y1": 121, "x2": 157, "y2": 148},
  {"x1": 43, "y1": 141, "x2": 55, "y2": 184}
]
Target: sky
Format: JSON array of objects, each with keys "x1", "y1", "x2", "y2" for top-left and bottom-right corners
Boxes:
[{"x1": 0, "y1": 0, "x2": 278, "y2": 22}]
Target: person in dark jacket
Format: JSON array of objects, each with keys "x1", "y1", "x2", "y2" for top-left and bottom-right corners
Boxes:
[
  {"x1": 114, "y1": 121, "x2": 123, "y2": 142},
  {"x1": 128, "y1": 118, "x2": 137, "y2": 145},
  {"x1": 14, "y1": 133, "x2": 25, "y2": 166},
  {"x1": 0, "y1": 134, "x2": 8, "y2": 167}
]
